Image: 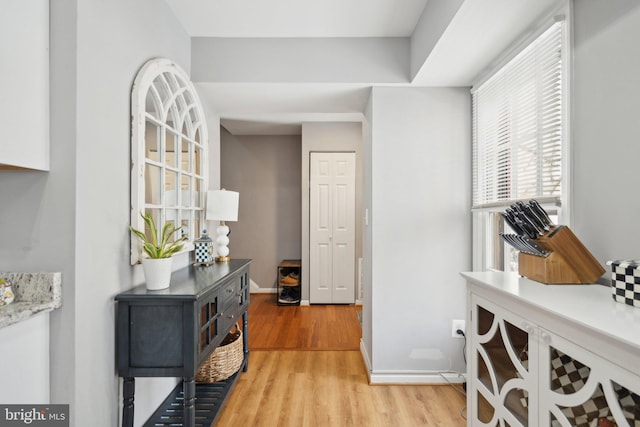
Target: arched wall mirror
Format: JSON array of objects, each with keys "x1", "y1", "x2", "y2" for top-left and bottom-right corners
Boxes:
[{"x1": 130, "y1": 58, "x2": 209, "y2": 265}]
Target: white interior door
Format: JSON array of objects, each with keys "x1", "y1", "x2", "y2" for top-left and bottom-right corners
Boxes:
[{"x1": 310, "y1": 152, "x2": 355, "y2": 304}]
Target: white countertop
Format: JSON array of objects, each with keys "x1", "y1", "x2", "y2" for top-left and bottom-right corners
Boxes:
[
  {"x1": 460, "y1": 271, "x2": 640, "y2": 354},
  {"x1": 0, "y1": 272, "x2": 62, "y2": 329}
]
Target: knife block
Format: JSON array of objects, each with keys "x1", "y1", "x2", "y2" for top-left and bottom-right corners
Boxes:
[{"x1": 518, "y1": 226, "x2": 605, "y2": 284}]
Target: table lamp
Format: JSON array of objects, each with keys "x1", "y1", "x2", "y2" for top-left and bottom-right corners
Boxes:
[{"x1": 206, "y1": 189, "x2": 239, "y2": 262}]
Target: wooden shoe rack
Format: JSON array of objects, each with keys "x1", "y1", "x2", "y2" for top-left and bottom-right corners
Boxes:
[{"x1": 277, "y1": 259, "x2": 301, "y2": 305}]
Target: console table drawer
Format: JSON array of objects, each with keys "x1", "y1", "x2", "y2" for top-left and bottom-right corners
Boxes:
[
  {"x1": 220, "y1": 268, "x2": 250, "y2": 332},
  {"x1": 220, "y1": 275, "x2": 240, "y2": 310}
]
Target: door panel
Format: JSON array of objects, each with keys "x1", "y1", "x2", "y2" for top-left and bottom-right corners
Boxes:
[
  {"x1": 334, "y1": 184, "x2": 349, "y2": 230},
  {"x1": 332, "y1": 242, "x2": 353, "y2": 303},
  {"x1": 318, "y1": 243, "x2": 330, "y2": 280},
  {"x1": 317, "y1": 184, "x2": 330, "y2": 230}
]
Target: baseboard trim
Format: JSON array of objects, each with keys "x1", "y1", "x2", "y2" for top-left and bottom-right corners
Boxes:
[
  {"x1": 250, "y1": 287, "x2": 277, "y2": 294},
  {"x1": 249, "y1": 291, "x2": 308, "y2": 305},
  {"x1": 367, "y1": 371, "x2": 465, "y2": 385},
  {"x1": 360, "y1": 339, "x2": 373, "y2": 383},
  {"x1": 359, "y1": 339, "x2": 465, "y2": 385}
]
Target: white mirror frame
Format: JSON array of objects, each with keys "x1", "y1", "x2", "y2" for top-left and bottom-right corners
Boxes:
[{"x1": 130, "y1": 58, "x2": 209, "y2": 265}]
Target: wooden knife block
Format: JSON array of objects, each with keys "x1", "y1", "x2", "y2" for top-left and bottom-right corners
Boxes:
[{"x1": 518, "y1": 226, "x2": 605, "y2": 284}]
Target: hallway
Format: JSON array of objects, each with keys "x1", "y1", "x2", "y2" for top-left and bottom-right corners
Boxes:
[{"x1": 248, "y1": 294, "x2": 361, "y2": 351}]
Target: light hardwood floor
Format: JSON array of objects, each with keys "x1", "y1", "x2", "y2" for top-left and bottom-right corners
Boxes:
[
  {"x1": 248, "y1": 294, "x2": 361, "y2": 350},
  {"x1": 215, "y1": 294, "x2": 467, "y2": 426}
]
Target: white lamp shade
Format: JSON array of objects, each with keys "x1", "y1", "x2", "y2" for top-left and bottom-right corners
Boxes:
[{"x1": 206, "y1": 190, "x2": 239, "y2": 222}]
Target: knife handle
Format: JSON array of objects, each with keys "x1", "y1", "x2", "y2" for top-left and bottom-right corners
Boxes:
[
  {"x1": 522, "y1": 204, "x2": 549, "y2": 231},
  {"x1": 520, "y1": 221, "x2": 539, "y2": 239},
  {"x1": 512, "y1": 210, "x2": 542, "y2": 237},
  {"x1": 501, "y1": 212, "x2": 525, "y2": 235},
  {"x1": 529, "y1": 199, "x2": 553, "y2": 226}
]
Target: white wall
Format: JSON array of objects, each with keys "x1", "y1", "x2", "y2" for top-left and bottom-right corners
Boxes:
[
  {"x1": 572, "y1": 1, "x2": 640, "y2": 266},
  {"x1": 301, "y1": 122, "x2": 364, "y2": 303},
  {"x1": 363, "y1": 87, "x2": 471, "y2": 381}
]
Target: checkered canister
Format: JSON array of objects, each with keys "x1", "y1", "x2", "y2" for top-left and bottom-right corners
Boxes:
[
  {"x1": 607, "y1": 260, "x2": 640, "y2": 308},
  {"x1": 194, "y1": 229, "x2": 214, "y2": 265}
]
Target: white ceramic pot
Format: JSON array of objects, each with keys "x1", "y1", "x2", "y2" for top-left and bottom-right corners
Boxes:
[{"x1": 142, "y1": 257, "x2": 173, "y2": 290}]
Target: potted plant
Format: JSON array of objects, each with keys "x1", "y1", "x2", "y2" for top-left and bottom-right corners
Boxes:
[{"x1": 130, "y1": 212, "x2": 187, "y2": 290}]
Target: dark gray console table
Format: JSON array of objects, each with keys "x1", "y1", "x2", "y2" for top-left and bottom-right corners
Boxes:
[{"x1": 115, "y1": 259, "x2": 251, "y2": 427}]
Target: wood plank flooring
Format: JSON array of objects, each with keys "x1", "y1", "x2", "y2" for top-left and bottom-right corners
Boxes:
[
  {"x1": 216, "y1": 351, "x2": 467, "y2": 426},
  {"x1": 248, "y1": 293, "x2": 361, "y2": 350},
  {"x1": 214, "y1": 293, "x2": 467, "y2": 426}
]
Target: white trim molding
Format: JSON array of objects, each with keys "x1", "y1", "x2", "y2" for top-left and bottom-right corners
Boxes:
[{"x1": 360, "y1": 339, "x2": 465, "y2": 385}]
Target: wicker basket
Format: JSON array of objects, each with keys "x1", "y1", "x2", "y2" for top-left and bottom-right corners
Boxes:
[{"x1": 195, "y1": 323, "x2": 244, "y2": 383}]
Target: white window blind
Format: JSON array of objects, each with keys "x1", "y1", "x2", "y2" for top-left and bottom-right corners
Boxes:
[{"x1": 472, "y1": 20, "x2": 565, "y2": 210}]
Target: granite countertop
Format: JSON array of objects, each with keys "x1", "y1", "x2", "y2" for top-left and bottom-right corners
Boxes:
[{"x1": 0, "y1": 272, "x2": 62, "y2": 329}]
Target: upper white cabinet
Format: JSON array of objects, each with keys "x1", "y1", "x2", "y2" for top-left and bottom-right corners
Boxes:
[{"x1": 0, "y1": 0, "x2": 49, "y2": 171}]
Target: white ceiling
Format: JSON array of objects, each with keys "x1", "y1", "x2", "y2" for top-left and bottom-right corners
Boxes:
[{"x1": 164, "y1": 0, "x2": 564, "y2": 135}]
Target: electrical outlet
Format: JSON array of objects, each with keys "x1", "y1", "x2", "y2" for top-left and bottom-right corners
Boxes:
[{"x1": 452, "y1": 319, "x2": 465, "y2": 338}]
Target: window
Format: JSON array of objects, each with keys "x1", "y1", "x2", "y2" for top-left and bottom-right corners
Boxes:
[
  {"x1": 472, "y1": 19, "x2": 568, "y2": 272},
  {"x1": 130, "y1": 58, "x2": 209, "y2": 264}
]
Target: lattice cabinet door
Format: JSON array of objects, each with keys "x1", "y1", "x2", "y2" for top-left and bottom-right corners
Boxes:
[
  {"x1": 470, "y1": 295, "x2": 539, "y2": 427},
  {"x1": 537, "y1": 329, "x2": 640, "y2": 427},
  {"x1": 197, "y1": 290, "x2": 221, "y2": 366}
]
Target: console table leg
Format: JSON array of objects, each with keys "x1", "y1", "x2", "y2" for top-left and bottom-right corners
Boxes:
[
  {"x1": 183, "y1": 377, "x2": 195, "y2": 427},
  {"x1": 243, "y1": 311, "x2": 249, "y2": 371},
  {"x1": 122, "y1": 377, "x2": 135, "y2": 427}
]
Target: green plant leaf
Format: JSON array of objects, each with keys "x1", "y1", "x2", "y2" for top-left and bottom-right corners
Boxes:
[{"x1": 130, "y1": 212, "x2": 187, "y2": 259}]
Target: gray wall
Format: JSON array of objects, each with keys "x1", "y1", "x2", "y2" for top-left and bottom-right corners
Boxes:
[
  {"x1": 0, "y1": 0, "x2": 51, "y2": 405},
  {"x1": 75, "y1": 2, "x2": 195, "y2": 425},
  {"x1": 410, "y1": 0, "x2": 464, "y2": 78},
  {"x1": 362, "y1": 95, "x2": 374, "y2": 366},
  {"x1": 192, "y1": 37, "x2": 410, "y2": 83},
  {"x1": 220, "y1": 128, "x2": 302, "y2": 290},
  {"x1": 363, "y1": 87, "x2": 471, "y2": 379},
  {"x1": 75, "y1": 3, "x2": 195, "y2": 425},
  {"x1": 0, "y1": 1, "x2": 196, "y2": 426},
  {"x1": 572, "y1": 1, "x2": 640, "y2": 266}
]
